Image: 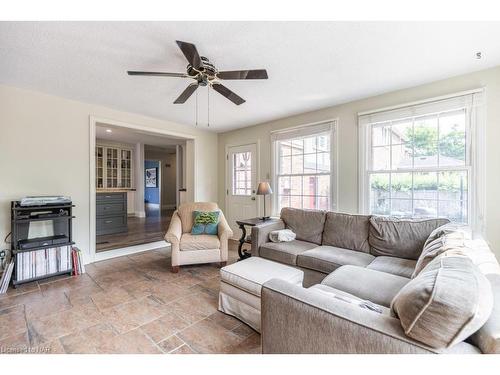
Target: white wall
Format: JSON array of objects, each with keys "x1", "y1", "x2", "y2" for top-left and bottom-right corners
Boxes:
[
  {"x1": 218, "y1": 65, "x2": 500, "y2": 258},
  {"x1": 0, "y1": 84, "x2": 218, "y2": 266}
]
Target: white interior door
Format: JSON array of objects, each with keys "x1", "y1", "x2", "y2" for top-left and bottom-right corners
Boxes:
[{"x1": 226, "y1": 144, "x2": 258, "y2": 235}]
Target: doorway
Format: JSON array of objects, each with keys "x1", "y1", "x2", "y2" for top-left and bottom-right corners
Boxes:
[
  {"x1": 226, "y1": 143, "x2": 259, "y2": 235},
  {"x1": 90, "y1": 117, "x2": 193, "y2": 262}
]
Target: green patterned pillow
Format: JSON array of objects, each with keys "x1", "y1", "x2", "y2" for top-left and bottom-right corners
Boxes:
[{"x1": 191, "y1": 211, "x2": 220, "y2": 235}]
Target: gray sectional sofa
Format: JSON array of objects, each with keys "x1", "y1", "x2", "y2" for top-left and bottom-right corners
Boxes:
[{"x1": 251, "y1": 208, "x2": 500, "y2": 354}]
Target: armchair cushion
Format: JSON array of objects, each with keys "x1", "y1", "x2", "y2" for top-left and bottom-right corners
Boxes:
[{"x1": 180, "y1": 233, "x2": 220, "y2": 251}]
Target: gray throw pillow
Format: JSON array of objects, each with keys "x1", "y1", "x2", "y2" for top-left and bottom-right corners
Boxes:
[{"x1": 392, "y1": 254, "x2": 494, "y2": 349}]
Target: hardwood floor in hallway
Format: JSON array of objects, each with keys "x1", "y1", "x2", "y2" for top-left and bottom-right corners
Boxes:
[{"x1": 96, "y1": 207, "x2": 174, "y2": 252}]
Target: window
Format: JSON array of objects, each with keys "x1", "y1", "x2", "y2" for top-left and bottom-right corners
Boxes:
[
  {"x1": 359, "y1": 91, "x2": 484, "y2": 226},
  {"x1": 232, "y1": 151, "x2": 252, "y2": 195},
  {"x1": 272, "y1": 122, "x2": 336, "y2": 213}
]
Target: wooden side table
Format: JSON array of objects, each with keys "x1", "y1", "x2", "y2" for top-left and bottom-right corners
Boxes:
[{"x1": 235, "y1": 217, "x2": 281, "y2": 260}]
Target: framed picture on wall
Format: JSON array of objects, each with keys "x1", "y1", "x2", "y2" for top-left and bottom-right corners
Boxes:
[{"x1": 145, "y1": 167, "x2": 157, "y2": 187}]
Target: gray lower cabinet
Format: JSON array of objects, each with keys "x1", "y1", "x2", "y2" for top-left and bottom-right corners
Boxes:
[{"x1": 96, "y1": 192, "x2": 127, "y2": 235}]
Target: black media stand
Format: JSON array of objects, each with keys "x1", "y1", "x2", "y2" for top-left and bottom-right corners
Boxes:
[{"x1": 11, "y1": 201, "x2": 75, "y2": 286}]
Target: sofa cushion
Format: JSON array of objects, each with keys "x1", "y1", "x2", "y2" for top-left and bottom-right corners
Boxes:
[
  {"x1": 367, "y1": 256, "x2": 416, "y2": 278},
  {"x1": 391, "y1": 254, "x2": 494, "y2": 349},
  {"x1": 297, "y1": 246, "x2": 375, "y2": 274},
  {"x1": 259, "y1": 240, "x2": 317, "y2": 266},
  {"x1": 369, "y1": 216, "x2": 450, "y2": 260},
  {"x1": 321, "y1": 265, "x2": 409, "y2": 307},
  {"x1": 322, "y1": 212, "x2": 371, "y2": 253},
  {"x1": 180, "y1": 233, "x2": 220, "y2": 251},
  {"x1": 308, "y1": 284, "x2": 390, "y2": 315},
  {"x1": 280, "y1": 207, "x2": 326, "y2": 245}
]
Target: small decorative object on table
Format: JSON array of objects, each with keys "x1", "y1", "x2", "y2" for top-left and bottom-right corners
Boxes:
[
  {"x1": 236, "y1": 217, "x2": 281, "y2": 260},
  {"x1": 256, "y1": 181, "x2": 272, "y2": 220}
]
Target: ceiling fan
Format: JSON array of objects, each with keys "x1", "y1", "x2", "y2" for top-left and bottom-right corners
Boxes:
[{"x1": 127, "y1": 40, "x2": 268, "y2": 105}]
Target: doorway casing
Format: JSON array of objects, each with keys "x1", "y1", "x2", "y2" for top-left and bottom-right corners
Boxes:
[{"x1": 89, "y1": 116, "x2": 196, "y2": 264}]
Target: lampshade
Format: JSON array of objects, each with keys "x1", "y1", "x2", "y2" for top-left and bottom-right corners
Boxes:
[{"x1": 256, "y1": 181, "x2": 273, "y2": 195}]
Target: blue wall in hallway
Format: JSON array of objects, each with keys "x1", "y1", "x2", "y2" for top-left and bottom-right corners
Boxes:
[{"x1": 144, "y1": 160, "x2": 160, "y2": 204}]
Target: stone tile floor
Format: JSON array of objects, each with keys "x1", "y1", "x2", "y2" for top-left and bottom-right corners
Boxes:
[{"x1": 0, "y1": 244, "x2": 260, "y2": 354}]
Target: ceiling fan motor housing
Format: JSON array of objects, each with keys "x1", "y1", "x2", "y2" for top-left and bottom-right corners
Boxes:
[{"x1": 187, "y1": 56, "x2": 217, "y2": 86}]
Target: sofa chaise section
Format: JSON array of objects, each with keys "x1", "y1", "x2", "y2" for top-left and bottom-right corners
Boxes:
[{"x1": 261, "y1": 279, "x2": 480, "y2": 354}]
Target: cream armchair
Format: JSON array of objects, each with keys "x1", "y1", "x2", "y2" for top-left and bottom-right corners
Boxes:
[{"x1": 164, "y1": 202, "x2": 233, "y2": 273}]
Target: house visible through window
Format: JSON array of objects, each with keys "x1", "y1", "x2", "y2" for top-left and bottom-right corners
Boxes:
[
  {"x1": 272, "y1": 122, "x2": 335, "y2": 213},
  {"x1": 359, "y1": 92, "x2": 484, "y2": 225}
]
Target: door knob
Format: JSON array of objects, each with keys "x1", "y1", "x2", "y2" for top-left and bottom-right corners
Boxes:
[{"x1": 251, "y1": 196, "x2": 256, "y2": 201}]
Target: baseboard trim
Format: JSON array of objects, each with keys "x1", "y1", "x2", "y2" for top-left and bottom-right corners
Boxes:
[
  {"x1": 135, "y1": 211, "x2": 146, "y2": 218},
  {"x1": 93, "y1": 240, "x2": 169, "y2": 262}
]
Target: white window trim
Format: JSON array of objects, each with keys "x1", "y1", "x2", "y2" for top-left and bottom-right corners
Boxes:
[
  {"x1": 270, "y1": 119, "x2": 338, "y2": 216},
  {"x1": 358, "y1": 89, "x2": 486, "y2": 236}
]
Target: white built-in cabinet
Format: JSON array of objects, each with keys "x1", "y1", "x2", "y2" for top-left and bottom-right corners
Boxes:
[{"x1": 95, "y1": 144, "x2": 134, "y2": 189}]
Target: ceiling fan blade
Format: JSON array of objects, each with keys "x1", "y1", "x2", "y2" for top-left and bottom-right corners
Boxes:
[
  {"x1": 176, "y1": 40, "x2": 202, "y2": 70},
  {"x1": 212, "y1": 83, "x2": 245, "y2": 105},
  {"x1": 174, "y1": 83, "x2": 199, "y2": 104},
  {"x1": 217, "y1": 69, "x2": 268, "y2": 80},
  {"x1": 127, "y1": 71, "x2": 188, "y2": 78}
]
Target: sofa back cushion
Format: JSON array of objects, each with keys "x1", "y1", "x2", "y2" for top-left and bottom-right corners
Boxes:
[
  {"x1": 391, "y1": 254, "x2": 494, "y2": 349},
  {"x1": 369, "y1": 216, "x2": 449, "y2": 260},
  {"x1": 177, "y1": 202, "x2": 219, "y2": 233},
  {"x1": 322, "y1": 212, "x2": 371, "y2": 253},
  {"x1": 280, "y1": 208, "x2": 326, "y2": 245}
]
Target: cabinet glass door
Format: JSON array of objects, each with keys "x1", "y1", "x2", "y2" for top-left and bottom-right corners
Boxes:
[
  {"x1": 120, "y1": 149, "x2": 132, "y2": 188},
  {"x1": 96, "y1": 146, "x2": 104, "y2": 188},
  {"x1": 106, "y1": 148, "x2": 118, "y2": 188}
]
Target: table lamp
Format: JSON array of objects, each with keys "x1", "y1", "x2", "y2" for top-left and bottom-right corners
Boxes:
[{"x1": 256, "y1": 182, "x2": 273, "y2": 220}]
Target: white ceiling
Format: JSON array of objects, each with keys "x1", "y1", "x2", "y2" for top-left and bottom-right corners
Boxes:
[
  {"x1": 96, "y1": 122, "x2": 184, "y2": 151},
  {"x1": 1, "y1": 22, "x2": 500, "y2": 132}
]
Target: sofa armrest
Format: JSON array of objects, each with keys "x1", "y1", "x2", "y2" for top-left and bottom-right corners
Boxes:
[
  {"x1": 218, "y1": 211, "x2": 233, "y2": 262},
  {"x1": 250, "y1": 220, "x2": 285, "y2": 256},
  {"x1": 261, "y1": 279, "x2": 440, "y2": 354},
  {"x1": 165, "y1": 211, "x2": 182, "y2": 266}
]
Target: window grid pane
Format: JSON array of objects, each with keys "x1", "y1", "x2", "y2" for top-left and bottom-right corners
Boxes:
[
  {"x1": 277, "y1": 133, "x2": 331, "y2": 212},
  {"x1": 232, "y1": 151, "x2": 252, "y2": 195},
  {"x1": 367, "y1": 108, "x2": 469, "y2": 223}
]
